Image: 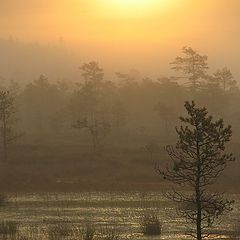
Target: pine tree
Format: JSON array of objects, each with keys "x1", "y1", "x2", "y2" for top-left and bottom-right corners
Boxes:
[
  {"x1": 157, "y1": 101, "x2": 235, "y2": 240},
  {"x1": 0, "y1": 90, "x2": 21, "y2": 162},
  {"x1": 171, "y1": 47, "x2": 208, "y2": 92}
]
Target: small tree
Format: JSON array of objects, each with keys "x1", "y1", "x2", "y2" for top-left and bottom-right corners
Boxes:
[
  {"x1": 171, "y1": 47, "x2": 208, "y2": 92},
  {"x1": 73, "y1": 118, "x2": 111, "y2": 151},
  {"x1": 73, "y1": 62, "x2": 111, "y2": 150},
  {"x1": 0, "y1": 90, "x2": 20, "y2": 162},
  {"x1": 213, "y1": 67, "x2": 237, "y2": 92},
  {"x1": 75, "y1": 61, "x2": 105, "y2": 117},
  {"x1": 157, "y1": 101, "x2": 235, "y2": 240},
  {"x1": 79, "y1": 61, "x2": 104, "y2": 87},
  {"x1": 145, "y1": 143, "x2": 159, "y2": 162}
]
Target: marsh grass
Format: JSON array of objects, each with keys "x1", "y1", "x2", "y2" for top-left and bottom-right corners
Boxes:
[
  {"x1": 47, "y1": 223, "x2": 72, "y2": 240},
  {"x1": 100, "y1": 225, "x2": 120, "y2": 240},
  {"x1": 80, "y1": 223, "x2": 96, "y2": 240},
  {"x1": 0, "y1": 221, "x2": 18, "y2": 237},
  {"x1": 140, "y1": 212, "x2": 162, "y2": 236},
  {"x1": 229, "y1": 221, "x2": 240, "y2": 240},
  {"x1": 0, "y1": 194, "x2": 8, "y2": 207}
]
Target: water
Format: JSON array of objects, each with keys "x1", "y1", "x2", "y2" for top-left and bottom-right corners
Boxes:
[{"x1": 0, "y1": 192, "x2": 239, "y2": 239}]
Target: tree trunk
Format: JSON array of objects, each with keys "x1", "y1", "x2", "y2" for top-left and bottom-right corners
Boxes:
[
  {"x1": 2, "y1": 110, "x2": 7, "y2": 162},
  {"x1": 196, "y1": 139, "x2": 202, "y2": 240},
  {"x1": 196, "y1": 181, "x2": 202, "y2": 240}
]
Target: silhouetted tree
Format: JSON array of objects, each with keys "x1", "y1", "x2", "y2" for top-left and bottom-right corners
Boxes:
[
  {"x1": 213, "y1": 67, "x2": 237, "y2": 92},
  {"x1": 80, "y1": 61, "x2": 104, "y2": 86},
  {"x1": 115, "y1": 69, "x2": 141, "y2": 88},
  {"x1": 157, "y1": 101, "x2": 235, "y2": 240},
  {"x1": 145, "y1": 142, "x2": 159, "y2": 162},
  {"x1": 171, "y1": 47, "x2": 208, "y2": 92},
  {"x1": 20, "y1": 74, "x2": 64, "y2": 134},
  {"x1": 0, "y1": 90, "x2": 21, "y2": 162},
  {"x1": 75, "y1": 62, "x2": 105, "y2": 117},
  {"x1": 73, "y1": 118, "x2": 110, "y2": 151},
  {"x1": 73, "y1": 62, "x2": 111, "y2": 150}
]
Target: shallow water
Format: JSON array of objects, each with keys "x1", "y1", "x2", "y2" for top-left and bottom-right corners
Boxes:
[{"x1": 0, "y1": 192, "x2": 239, "y2": 239}]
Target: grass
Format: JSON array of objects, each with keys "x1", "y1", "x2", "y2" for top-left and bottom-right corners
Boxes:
[
  {"x1": 140, "y1": 212, "x2": 162, "y2": 236},
  {"x1": 0, "y1": 221, "x2": 18, "y2": 236},
  {"x1": 80, "y1": 223, "x2": 96, "y2": 240},
  {"x1": 47, "y1": 223, "x2": 72, "y2": 240},
  {"x1": 0, "y1": 128, "x2": 237, "y2": 193},
  {"x1": 0, "y1": 142, "x2": 164, "y2": 192},
  {"x1": 100, "y1": 225, "x2": 120, "y2": 240},
  {"x1": 229, "y1": 221, "x2": 240, "y2": 240},
  {"x1": 0, "y1": 194, "x2": 8, "y2": 207},
  {"x1": 16, "y1": 225, "x2": 39, "y2": 240}
]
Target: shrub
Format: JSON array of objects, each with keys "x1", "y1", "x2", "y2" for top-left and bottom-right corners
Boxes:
[{"x1": 140, "y1": 212, "x2": 162, "y2": 236}]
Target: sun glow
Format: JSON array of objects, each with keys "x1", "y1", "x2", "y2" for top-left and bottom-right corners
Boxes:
[
  {"x1": 111, "y1": 0, "x2": 155, "y2": 7},
  {"x1": 98, "y1": 0, "x2": 173, "y2": 18}
]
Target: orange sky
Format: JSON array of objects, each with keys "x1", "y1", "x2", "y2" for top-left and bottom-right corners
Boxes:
[{"x1": 0, "y1": 0, "x2": 240, "y2": 78}]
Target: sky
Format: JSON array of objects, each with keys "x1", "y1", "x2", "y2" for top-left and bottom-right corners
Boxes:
[{"x1": 0, "y1": 0, "x2": 240, "y2": 80}]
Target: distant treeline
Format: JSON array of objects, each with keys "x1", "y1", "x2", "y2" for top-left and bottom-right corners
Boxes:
[
  {"x1": 0, "y1": 47, "x2": 239, "y2": 191},
  {"x1": 0, "y1": 47, "x2": 239, "y2": 145}
]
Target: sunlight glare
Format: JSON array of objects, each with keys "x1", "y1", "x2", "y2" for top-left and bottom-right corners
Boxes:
[{"x1": 99, "y1": 0, "x2": 173, "y2": 17}]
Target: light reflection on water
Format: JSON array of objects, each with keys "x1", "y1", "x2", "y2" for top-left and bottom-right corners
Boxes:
[{"x1": 0, "y1": 192, "x2": 239, "y2": 240}]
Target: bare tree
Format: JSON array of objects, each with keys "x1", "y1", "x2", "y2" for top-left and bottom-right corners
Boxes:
[
  {"x1": 171, "y1": 47, "x2": 208, "y2": 92},
  {"x1": 157, "y1": 101, "x2": 235, "y2": 240},
  {"x1": 0, "y1": 90, "x2": 21, "y2": 162}
]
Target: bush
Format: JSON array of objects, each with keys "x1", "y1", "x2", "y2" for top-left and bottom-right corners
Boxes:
[
  {"x1": 0, "y1": 221, "x2": 18, "y2": 236},
  {"x1": 140, "y1": 213, "x2": 162, "y2": 236}
]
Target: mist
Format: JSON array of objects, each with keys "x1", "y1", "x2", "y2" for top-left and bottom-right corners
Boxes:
[
  {"x1": 1, "y1": 0, "x2": 240, "y2": 82},
  {"x1": 0, "y1": 1, "x2": 240, "y2": 240}
]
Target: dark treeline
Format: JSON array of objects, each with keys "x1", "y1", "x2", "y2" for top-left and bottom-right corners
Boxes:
[{"x1": 0, "y1": 47, "x2": 239, "y2": 191}]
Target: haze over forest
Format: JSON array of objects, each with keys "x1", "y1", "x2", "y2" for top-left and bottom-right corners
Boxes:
[
  {"x1": 0, "y1": 0, "x2": 240, "y2": 82},
  {"x1": 0, "y1": 0, "x2": 239, "y2": 194},
  {"x1": 1, "y1": 2, "x2": 240, "y2": 240}
]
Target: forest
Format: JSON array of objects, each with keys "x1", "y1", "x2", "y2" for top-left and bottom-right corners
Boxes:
[{"x1": 0, "y1": 46, "x2": 239, "y2": 192}]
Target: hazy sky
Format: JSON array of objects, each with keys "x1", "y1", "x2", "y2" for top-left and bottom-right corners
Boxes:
[{"x1": 0, "y1": 0, "x2": 240, "y2": 79}]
